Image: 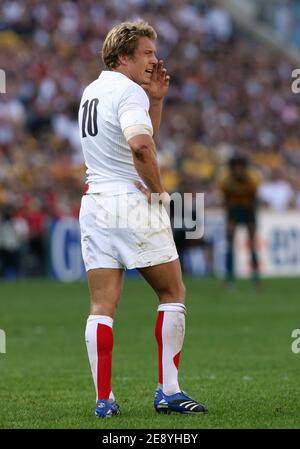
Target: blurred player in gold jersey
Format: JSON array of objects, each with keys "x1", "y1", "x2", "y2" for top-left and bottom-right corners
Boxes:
[{"x1": 219, "y1": 155, "x2": 261, "y2": 285}]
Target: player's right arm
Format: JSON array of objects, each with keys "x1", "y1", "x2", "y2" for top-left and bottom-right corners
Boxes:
[
  {"x1": 127, "y1": 132, "x2": 164, "y2": 194},
  {"x1": 119, "y1": 84, "x2": 167, "y2": 198}
]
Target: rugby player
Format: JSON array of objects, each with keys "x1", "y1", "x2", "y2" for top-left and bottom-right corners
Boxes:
[
  {"x1": 219, "y1": 155, "x2": 261, "y2": 285},
  {"x1": 78, "y1": 21, "x2": 208, "y2": 417}
]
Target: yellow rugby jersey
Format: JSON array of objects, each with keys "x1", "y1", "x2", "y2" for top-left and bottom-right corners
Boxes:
[{"x1": 219, "y1": 170, "x2": 261, "y2": 208}]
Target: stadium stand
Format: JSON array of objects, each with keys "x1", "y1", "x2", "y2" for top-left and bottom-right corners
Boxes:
[{"x1": 0, "y1": 0, "x2": 299, "y2": 278}]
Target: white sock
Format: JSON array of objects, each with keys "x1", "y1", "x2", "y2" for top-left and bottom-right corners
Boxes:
[
  {"x1": 155, "y1": 303, "x2": 186, "y2": 395},
  {"x1": 85, "y1": 315, "x2": 115, "y2": 401}
]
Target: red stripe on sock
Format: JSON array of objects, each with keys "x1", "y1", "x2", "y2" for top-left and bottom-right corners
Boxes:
[
  {"x1": 155, "y1": 311, "x2": 164, "y2": 385},
  {"x1": 173, "y1": 351, "x2": 181, "y2": 369},
  {"x1": 96, "y1": 323, "x2": 113, "y2": 400}
]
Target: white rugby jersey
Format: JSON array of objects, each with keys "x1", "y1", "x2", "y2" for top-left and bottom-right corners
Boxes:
[{"x1": 78, "y1": 71, "x2": 153, "y2": 194}]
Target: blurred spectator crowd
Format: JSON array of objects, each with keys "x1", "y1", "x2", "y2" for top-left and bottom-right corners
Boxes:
[
  {"x1": 256, "y1": 0, "x2": 300, "y2": 49},
  {"x1": 0, "y1": 0, "x2": 300, "y2": 277}
]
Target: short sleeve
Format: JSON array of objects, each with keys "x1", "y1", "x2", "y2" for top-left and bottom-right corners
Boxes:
[{"x1": 118, "y1": 84, "x2": 153, "y2": 133}]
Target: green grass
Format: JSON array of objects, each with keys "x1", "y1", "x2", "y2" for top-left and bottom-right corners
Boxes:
[{"x1": 0, "y1": 277, "x2": 300, "y2": 429}]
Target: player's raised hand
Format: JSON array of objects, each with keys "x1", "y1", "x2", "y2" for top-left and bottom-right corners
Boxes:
[{"x1": 141, "y1": 60, "x2": 170, "y2": 100}]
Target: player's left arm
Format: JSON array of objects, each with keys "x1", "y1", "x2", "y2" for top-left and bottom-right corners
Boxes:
[{"x1": 141, "y1": 60, "x2": 170, "y2": 136}]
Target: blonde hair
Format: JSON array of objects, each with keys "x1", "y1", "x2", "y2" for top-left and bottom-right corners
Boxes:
[{"x1": 102, "y1": 21, "x2": 157, "y2": 69}]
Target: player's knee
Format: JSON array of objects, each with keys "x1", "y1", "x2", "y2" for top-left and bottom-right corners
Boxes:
[
  {"x1": 90, "y1": 292, "x2": 119, "y2": 317},
  {"x1": 157, "y1": 280, "x2": 186, "y2": 303},
  {"x1": 170, "y1": 281, "x2": 185, "y2": 302},
  {"x1": 90, "y1": 304, "x2": 115, "y2": 318}
]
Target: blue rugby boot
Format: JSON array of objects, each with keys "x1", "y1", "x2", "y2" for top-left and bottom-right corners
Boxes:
[
  {"x1": 154, "y1": 384, "x2": 169, "y2": 414},
  {"x1": 95, "y1": 399, "x2": 120, "y2": 418},
  {"x1": 154, "y1": 388, "x2": 208, "y2": 414}
]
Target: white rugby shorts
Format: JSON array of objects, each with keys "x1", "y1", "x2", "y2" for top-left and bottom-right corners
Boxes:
[{"x1": 79, "y1": 192, "x2": 178, "y2": 271}]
